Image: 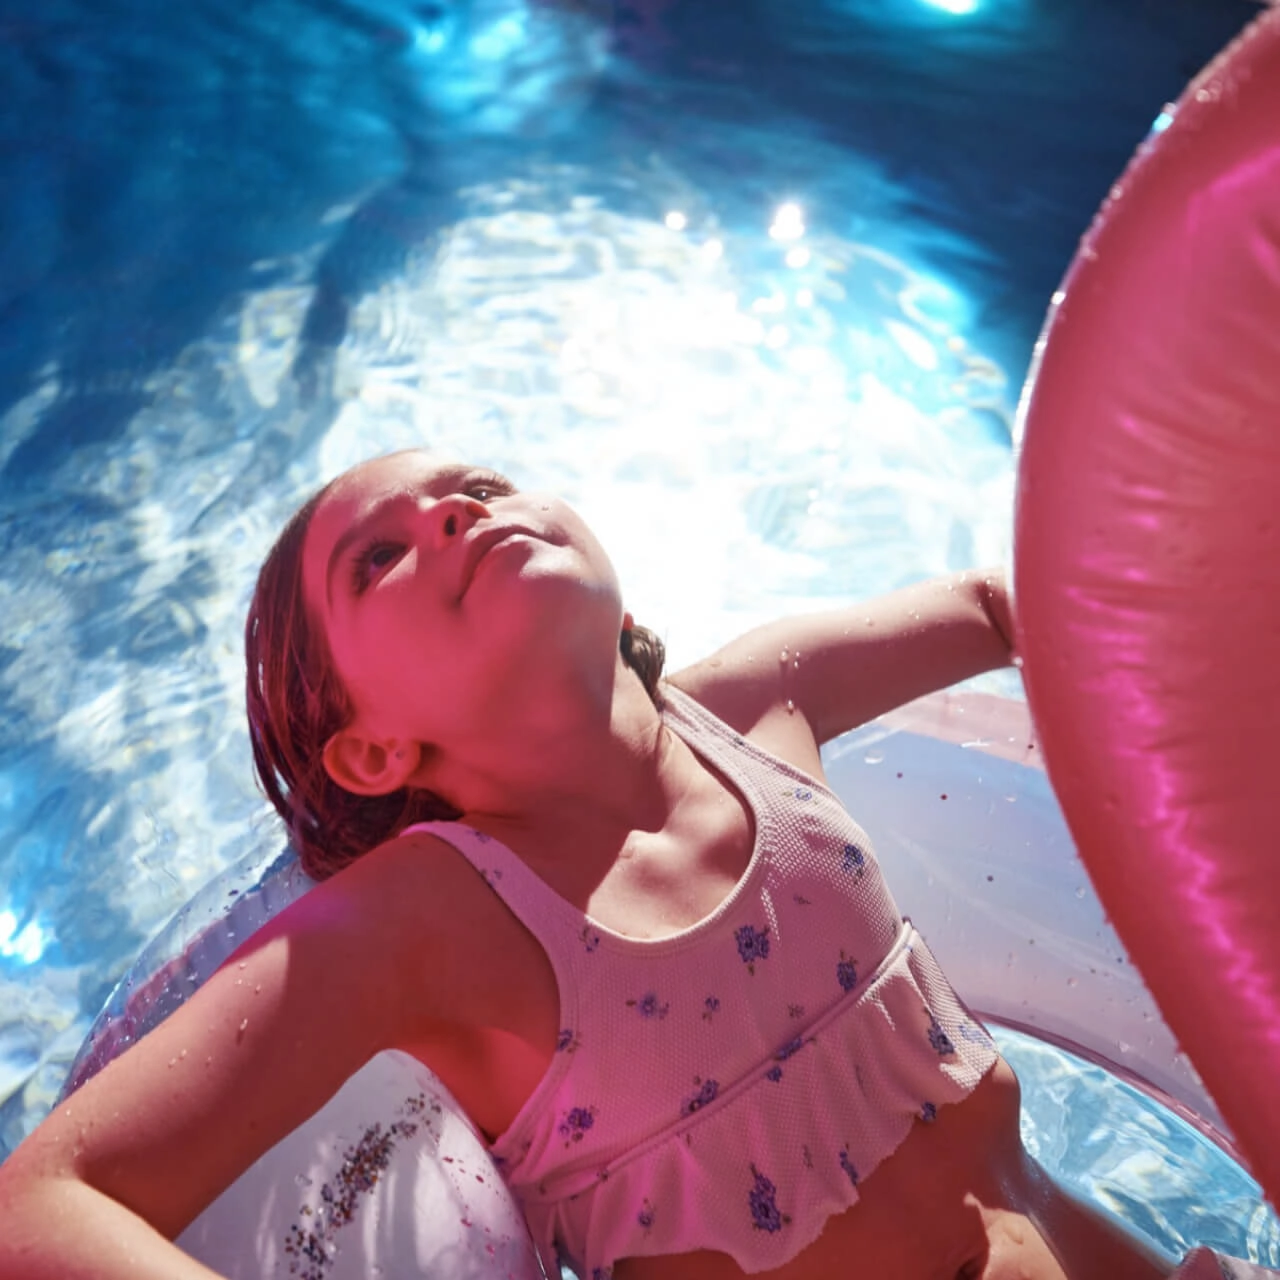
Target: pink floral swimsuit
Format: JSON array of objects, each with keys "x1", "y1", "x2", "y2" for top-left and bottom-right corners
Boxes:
[{"x1": 404, "y1": 685, "x2": 998, "y2": 1277}]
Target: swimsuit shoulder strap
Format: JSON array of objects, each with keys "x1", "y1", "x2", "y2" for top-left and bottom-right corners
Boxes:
[{"x1": 399, "y1": 819, "x2": 585, "y2": 943}]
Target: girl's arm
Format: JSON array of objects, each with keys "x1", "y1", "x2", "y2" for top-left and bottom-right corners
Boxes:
[
  {"x1": 0, "y1": 839, "x2": 449, "y2": 1280},
  {"x1": 671, "y1": 568, "x2": 1015, "y2": 746}
]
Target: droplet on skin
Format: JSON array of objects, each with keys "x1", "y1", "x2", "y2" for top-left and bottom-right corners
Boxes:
[
  {"x1": 785, "y1": 699, "x2": 795, "y2": 714},
  {"x1": 239, "y1": 1018, "x2": 249, "y2": 1032},
  {"x1": 779, "y1": 648, "x2": 789, "y2": 665}
]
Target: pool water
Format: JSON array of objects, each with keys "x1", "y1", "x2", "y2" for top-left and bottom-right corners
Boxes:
[
  {"x1": 0, "y1": 0, "x2": 1272, "y2": 1261},
  {"x1": 995, "y1": 1026, "x2": 1280, "y2": 1268}
]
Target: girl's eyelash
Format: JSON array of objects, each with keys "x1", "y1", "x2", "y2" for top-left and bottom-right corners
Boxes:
[
  {"x1": 349, "y1": 539, "x2": 401, "y2": 595},
  {"x1": 465, "y1": 470, "x2": 515, "y2": 501}
]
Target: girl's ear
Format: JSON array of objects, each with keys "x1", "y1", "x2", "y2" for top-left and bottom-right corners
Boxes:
[{"x1": 322, "y1": 730, "x2": 421, "y2": 796}]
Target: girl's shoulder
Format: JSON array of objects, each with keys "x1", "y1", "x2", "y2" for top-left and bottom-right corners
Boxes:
[{"x1": 347, "y1": 829, "x2": 559, "y2": 1032}]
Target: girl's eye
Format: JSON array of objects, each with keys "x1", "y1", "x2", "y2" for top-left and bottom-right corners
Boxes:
[
  {"x1": 350, "y1": 540, "x2": 402, "y2": 594},
  {"x1": 465, "y1": 471, "x2": 515, "y2": 503}
]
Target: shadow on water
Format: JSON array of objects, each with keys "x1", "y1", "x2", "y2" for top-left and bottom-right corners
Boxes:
[
  {"x1": 0, "y1": 0, "x2": 613, "y2": 481},
  {"x1": 0, "y1": 0, "x2": 1261, "y2": 482}
]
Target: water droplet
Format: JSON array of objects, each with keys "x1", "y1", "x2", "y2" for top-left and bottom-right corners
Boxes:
[
  {"x1": 785, "y1": 699, "x2": 795, "y2": 713},
  {"x1": 779, "y1": 647, "x2": 789, "y2": 665},
  {"x1": 239, "y1": 1018, "x2": 249, "y2": 1032},
  {"x1": 864, "y1": 749, "x2": 884, "y2": 765}
]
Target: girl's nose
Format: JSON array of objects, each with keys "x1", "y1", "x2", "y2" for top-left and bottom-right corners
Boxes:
[{"x1": 424, "y1": 492, "x2": 489, "y2": 546}]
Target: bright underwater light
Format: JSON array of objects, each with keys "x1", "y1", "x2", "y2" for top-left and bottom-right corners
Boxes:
[
  {"x1": 0, "y1": 908, "x2": 50, "y2": 965},
  {"x1": 920, "y1": 0, "x2": 980, "y2": 14}
]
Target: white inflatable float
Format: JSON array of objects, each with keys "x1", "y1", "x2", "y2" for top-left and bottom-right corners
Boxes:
[{"x1": 60, "y1": 5, "x2": 1280, "y2": 1273}]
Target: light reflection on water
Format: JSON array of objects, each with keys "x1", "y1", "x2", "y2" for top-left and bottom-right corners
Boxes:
[{"x1": 998, "y1": 1026, "x2": 1280, "y2": 1267}]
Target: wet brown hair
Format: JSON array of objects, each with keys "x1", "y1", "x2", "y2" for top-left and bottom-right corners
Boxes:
[{"x1": 245, "y1": 480, "x2": 667, "y2": 880}]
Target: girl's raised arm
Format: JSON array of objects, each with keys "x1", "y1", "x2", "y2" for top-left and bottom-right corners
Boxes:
[
  {"x1": 671, "y1": 568, "x2": 1015, "y2": 747},
  {"x1": 0, "y1": 837, "x2": 450, "y2": 1280}
]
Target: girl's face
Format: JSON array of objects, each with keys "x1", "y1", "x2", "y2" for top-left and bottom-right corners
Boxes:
[{"x1": 301, "y1": 450, "x2": 624, "y2": 766}]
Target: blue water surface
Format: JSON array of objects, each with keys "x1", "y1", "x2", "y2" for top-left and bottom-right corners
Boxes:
[{"x1": 0, "y1": 0, "x2": 1270, "y2": 1257}]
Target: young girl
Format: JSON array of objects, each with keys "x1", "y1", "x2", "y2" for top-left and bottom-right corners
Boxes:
[{"x1": 0, "y1": 450, "x2": 1247, "y2": 1278}]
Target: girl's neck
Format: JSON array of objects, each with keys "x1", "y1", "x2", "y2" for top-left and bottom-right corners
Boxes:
[{"x1": 439, "y1": 666, "x2": 675, "y2": 846}]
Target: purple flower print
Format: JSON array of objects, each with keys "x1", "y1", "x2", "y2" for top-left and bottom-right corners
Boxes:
[
  {"x1": 775, "y1": 1036, "x2": 805, "y2": 1061},
  {"x1": 836, "y1": 952, "x2": 858, "y2": 993},
  {"x1": 765, "y1": 1065, "x2": 783, "y2": 1083},
  {"x1": 627, "y1": 992, "x2": 670, "y2": 1020},
  {"x1": 580, "y1": 926, "x2": 601, "y2": 953},
  {"x1": 702, "y1": 995, "x2": 721, "y2": 1021},
  {"x1": 841, "y1": 843, "x2": 866, "y2": 877},
  {"x1": 839, "y1": 1148, "x2": 859, "y2": 1186},
  {"x1": 959, "y1": 1020, "x2": 995, "y2": 1048},
  {"x1": 558, "y1": 1106, "x2": 596, "y2": 1145},
  {"x1": 920, "y1": 1102, "x2": 938, "y2": 1123},
  {"x1": 557, "y1": 1029, "x2": 580, "y2": 1053},
  {"x1": 590, "y1": 1269, "x2": 612, "y2": 1280},
  {"x1": 927, "y1": 1014, "x2": 957, "y2": 1057},
  {"x1": 793, "y1": 787, "x2": 814, "y2": 802},
  {"x1": 735, "y1": 924, "x2": 771, "y2": 973},
  {"x1": 681, "y1": 1077, "x2": 720, "y2": 1116},
  {"x1": 748, "y1": 1165, "x2": 786, "y2": 1233},
  {"x1": 636, "y1": 1199, "x2": 656, "y2": 1230}
]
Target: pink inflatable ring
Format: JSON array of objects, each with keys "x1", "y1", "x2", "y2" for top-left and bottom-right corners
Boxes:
[{"x1": 1013, "y1": 8, "x2": 1280, "y2": 1210}]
